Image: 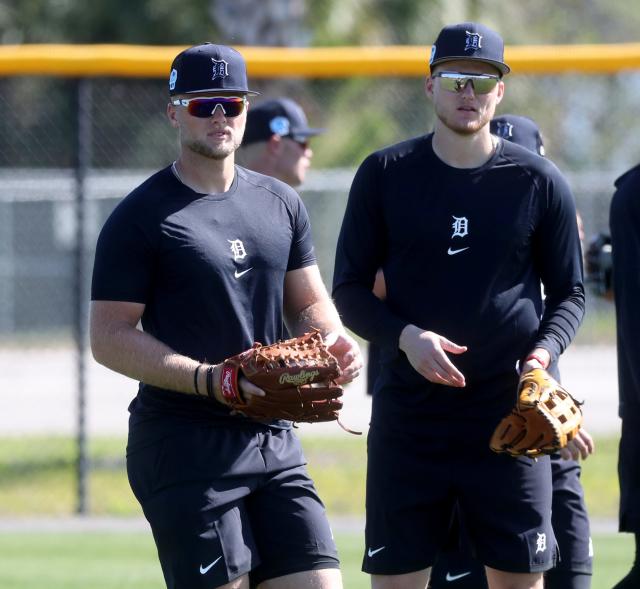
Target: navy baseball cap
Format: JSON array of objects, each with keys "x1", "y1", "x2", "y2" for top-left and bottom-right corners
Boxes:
[
  {"x1": 429, "y1": 22, "x2": 510, "y2": 76},
  {"x1": 243, "y1": 98, "x2": 325, "y2": 145},
  {"x1": 169, "y1": 43, "x2": 259, "y2": 96},
  {"x1": 491, "y1": 114, "x2": 545, "y2": 156}
]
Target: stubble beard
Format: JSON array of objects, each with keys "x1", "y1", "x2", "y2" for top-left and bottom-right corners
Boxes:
[
  {"x1": 436, "y1": 104, "x2": 494, "y2": 136},
  {"x1": 185, "y1": 137, "x2": 241, "y2": 161}
]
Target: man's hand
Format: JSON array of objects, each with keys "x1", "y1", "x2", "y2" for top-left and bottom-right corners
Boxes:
[
  {"x1": 399, "y1": 325, "x2": 467, "y2": 387},
  {"x1": 520, "y1": 348, "x2": 551, "y2": 374},
  {"x1": 205, "y1": 364, "x2": 266, "y2": 406},
  {"x1": 560, "y1": 427, "x2": 595, "y2": 461},
  {"x1": 372, "y1": 269, "x2": 387, "y2": 300},
  {"x1": 325, "y1": 331, "x2": 363, "y2": 385}
]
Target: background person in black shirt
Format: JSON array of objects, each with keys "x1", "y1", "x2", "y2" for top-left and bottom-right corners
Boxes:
[
  {"x1": 90, "y1": 43, "x2": 361, "y2": 589},
  {"x1": 333, "y1": 22, "x2": 587, "y2": 589},
  {"x1": 610, "y1": 163, "x2": 640, "y2": 589}
]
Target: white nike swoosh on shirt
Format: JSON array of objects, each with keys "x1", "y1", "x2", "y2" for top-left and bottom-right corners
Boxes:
[
  {"x1": 234, "y1": 268, "x2": 252, "y2": 279},
  {"x1": 447, "y1": 247, "x2": 470, "y2": 255},
  {"x1": 445, "y1": 571, "x2": 472, "y2": 582},
  {"x1": 199, "y1": 556, "x2": 223, "y2": 574},
  {"x1": 367, "y1": 546, "x2": 386, "y2": 557}
]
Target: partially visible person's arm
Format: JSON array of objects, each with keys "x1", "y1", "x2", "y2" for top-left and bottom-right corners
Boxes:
[
  {"x1": 332, "y1": 154, "x2": 409, "y2": 348},
  {"x1": 610, "y1": 168, "x2": 640, "y2": 414}
]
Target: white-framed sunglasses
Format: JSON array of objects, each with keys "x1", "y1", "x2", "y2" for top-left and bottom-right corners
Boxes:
[
  {"x1": 433, "y1": 71, "x2": 500, "y2": 94},
  {"x1": 171, "y1": 95, "x2": 247, "y2": 118}
]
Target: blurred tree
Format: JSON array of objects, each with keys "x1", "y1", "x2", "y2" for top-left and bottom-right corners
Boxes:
[
  {"x1": 210, "y1": 0, "x2": 310, "y2": 46},
  {"x1": 307, "y1": 0, "x2": 640, "y2": 46},
  {"x1": 0, "y1": 0, "x2": 216, "y2": 44},
  {"x1": 3, "y1": 0, "x2": 640, "y2": 173}
]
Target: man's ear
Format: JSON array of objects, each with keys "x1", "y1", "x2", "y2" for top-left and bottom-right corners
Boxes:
[
  {"x1": 425, "y1": 75, "x2": 435, "y2": 99},
  {"x1": 167, "y1": 103, "x2": 179, "y2": 128},
  {"x1": 266, "y1": 134, "x2": 284, "y2": 155},
  {"x1": 494, "y1": 80, "x2": 505, "y2": 105}
]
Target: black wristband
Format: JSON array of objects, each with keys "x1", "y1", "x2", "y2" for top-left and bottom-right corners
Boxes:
[
  {"x1": 194, "y1": 364, "x2": 202, "y2": 396},
  {"x1": 206, "y1": 365, "x2": 215, "y2": 399}
]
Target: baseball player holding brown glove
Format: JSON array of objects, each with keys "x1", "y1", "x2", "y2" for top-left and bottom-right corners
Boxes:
[{"x1": 91, "y1": 43, "x2": 361, "y2": 589}]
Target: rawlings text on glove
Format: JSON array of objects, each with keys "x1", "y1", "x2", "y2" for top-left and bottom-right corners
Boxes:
[{"x1": 219, "y1": 330, "x2": 349, "y2": 428}]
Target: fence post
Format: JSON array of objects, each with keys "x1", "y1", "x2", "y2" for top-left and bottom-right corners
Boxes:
[{"x1": 74, "y1": 78, "x2": 92, "y2": 515}]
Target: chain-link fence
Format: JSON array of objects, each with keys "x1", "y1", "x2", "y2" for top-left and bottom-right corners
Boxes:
[{"x1": 0, "y1": 67, "x2": 627, "y2": 515}]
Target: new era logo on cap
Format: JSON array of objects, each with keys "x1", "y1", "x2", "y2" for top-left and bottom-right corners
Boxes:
[
  {"x1": 169, "y1": 43, "x2": 259, "y2": 96},
  {"x1": 269, "y1": 116, "x2": 291, "y2": 136}
]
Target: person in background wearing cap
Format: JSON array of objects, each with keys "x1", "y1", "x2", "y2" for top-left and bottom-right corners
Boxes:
[
  {"x1": 333, "y1": 22, "x2": 588, "y2": 589},
  {"x1": 90, "y1": 42, "x2": 361, "y2": 589},
  {"x1": 237, "y1": 97, "x2": 323, "y2": 187},
  {"x1": 428, "y1": 114, "x2": 594, "y2": 589},
  {"x1": 609, "y1": 158, "x2": 640, "y2": 589}
]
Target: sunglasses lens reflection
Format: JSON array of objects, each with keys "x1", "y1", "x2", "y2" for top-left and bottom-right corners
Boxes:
[
  {"x1": 186, "y1": 97, "x2": 246, "y2": 118},
  {"x1": 437, "y1": 74, "x2": 499, "y2": 95}
]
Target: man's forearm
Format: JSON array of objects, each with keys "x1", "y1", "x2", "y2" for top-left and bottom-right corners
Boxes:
[
  {"x1": 91, "y1": 322, "x2": 209, "y2": 397},
  {"x1": 333, "y1": 282, "x2": 408, "y2": 347},
  {"x1": 286, "y1": 297, "x2": 343, "y2": 338}
]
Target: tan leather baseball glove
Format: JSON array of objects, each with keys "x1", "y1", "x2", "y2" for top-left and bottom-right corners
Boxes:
[{"x1": 490, "y1": 368, "x2": 583, "y2": 458}]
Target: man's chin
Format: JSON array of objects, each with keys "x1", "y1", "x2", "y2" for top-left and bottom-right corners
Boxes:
[
  {"x1": 449, "y1": 120, "x2": 485, "y2": 135},
  {"x1": 186, "y1": 140, "x2": 238, "y2": 161},
  {"x1": 437, "y1": 112, "x2": 490, "y2": 136}
]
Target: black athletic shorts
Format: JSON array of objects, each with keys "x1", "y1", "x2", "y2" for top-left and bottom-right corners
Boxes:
[
  {"x1": 549, "y1": 453, "x2": 593, "y2": 573},
  {"x1": 127, "y1": 422, "x2": 339, "y2": 588},
  {"x1": 363, "y1": 418, "x2": 557, "y2": 576},
  {"x1": 429, "y1": 505, "x2": 488, "y2": 589},
  {"x1": 618, "y1": 416, "x2": 640, "y2": 532},
  {"x1": 429, "y1": 452, "x2": 593, "y2": 587}
]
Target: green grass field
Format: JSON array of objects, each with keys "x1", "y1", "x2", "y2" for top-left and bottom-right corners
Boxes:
[
  {"x1": 0, "y1": 434, "x2": 622, "y2": 519},
  {"x1": 0, "y1": 433, "x2": 629, "y2": 587},
  {"x1": 0, "y1": 531, "x2": 632, "y2": 589}
]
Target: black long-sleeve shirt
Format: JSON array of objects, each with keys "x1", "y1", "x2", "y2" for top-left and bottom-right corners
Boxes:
[
  {"x1": 333, "y1": 134, "x2": 584, "y2": 421},
  {"x1": 610, "y1": 163, "x2": 640, "y2": 420}
]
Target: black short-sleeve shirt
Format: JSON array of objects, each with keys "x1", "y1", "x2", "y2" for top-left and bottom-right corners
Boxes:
[{"x1": 92, "y1": 165, "x2": 316, "y2": 437}]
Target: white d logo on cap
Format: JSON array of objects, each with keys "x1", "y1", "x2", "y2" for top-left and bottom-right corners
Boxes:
[
  {"x1": 464, "y1": 31, "x2": 483, "y2": 52},
  {"x1": 211, "y1": 59, "x2": 229, "y2": 80},
  {"x1": 169, "y1": 69, "x2": 178, "y2": 91}
]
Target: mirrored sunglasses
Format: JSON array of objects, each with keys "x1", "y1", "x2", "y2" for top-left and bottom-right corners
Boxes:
[
  {"x1": 171, "y1": 96, "x2": 247, "y2": 118},
  {"x1": 433, "y1": 71, "x2": 500, "y2": 95}
]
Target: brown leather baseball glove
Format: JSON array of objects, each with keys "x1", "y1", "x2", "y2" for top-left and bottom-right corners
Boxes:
[
  {"x1": 490, "y1": 368, "x2": 583, "y2": 458},
  {"x1": 219, "y1": 330, "x2": 348, "y2": 427}
]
